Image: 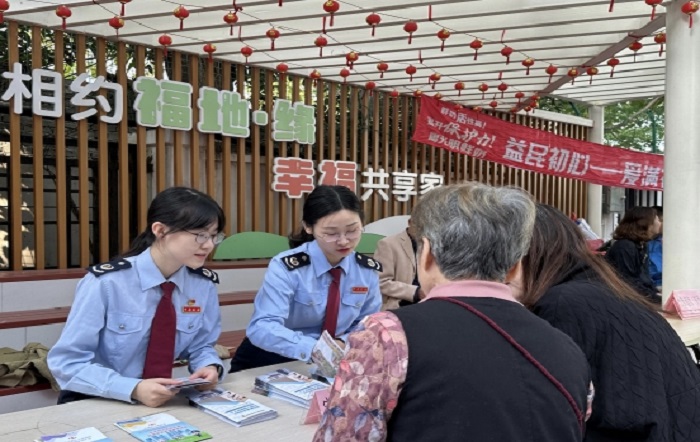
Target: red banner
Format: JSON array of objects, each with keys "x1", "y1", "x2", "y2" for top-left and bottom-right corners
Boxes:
[{"x1": 412, "y1": 97, "x2": 664, "y2": 190}]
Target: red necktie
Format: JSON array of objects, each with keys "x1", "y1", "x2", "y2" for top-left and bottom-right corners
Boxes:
[
  {"x1": 142, "y1": 282, "x2": 177, "y2": 379},
  {"x1": 322, "y1": 268, "x2": 342, "y2": 338}
]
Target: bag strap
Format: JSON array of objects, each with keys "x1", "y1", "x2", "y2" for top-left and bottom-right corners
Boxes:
[{"x1": 429, "y1": 297, "x2": 585, "y2": 434}]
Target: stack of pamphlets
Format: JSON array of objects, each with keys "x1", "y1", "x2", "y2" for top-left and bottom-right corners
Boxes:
[
  {"x1": 253, "y1": 368, "x2": 330, "y2": 408},
  {"x1": 114, "y1": 413, "x2": 211, "y2": 442},
  {"x1": 35, "y1": 427, "x2": 112, "y2": 442},
  {"x1": 187, "y1": 388, "x2": 278, "y2": 427},
  {"x1": 167, "y1": 377, "x2": 211, "y2": 390}
]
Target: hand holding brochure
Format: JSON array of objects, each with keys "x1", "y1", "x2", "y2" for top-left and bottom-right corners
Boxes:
[
  {"x1": 115, "y1": 413, "x2": 211, "y2": 442},
  {"x1": 254, "y1": 368, "x2": 330, "y2": 408},
  {"x1": 167, "y1": 376, "x2": 211, "y2": 390},
  {"x1": 35, "y1": 427, "x2": 112, "y2": 442},
  {"x1": 187, "y1": 388, "x2": 278, "y2": 427},
  {"x1": 310, "y1": 330, "x2": 346, "y2": 378}
]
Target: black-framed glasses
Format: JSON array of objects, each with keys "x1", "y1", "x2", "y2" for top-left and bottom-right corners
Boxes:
[{"x1": 186, "y1": 231, "x2": 226, "y2": 245}]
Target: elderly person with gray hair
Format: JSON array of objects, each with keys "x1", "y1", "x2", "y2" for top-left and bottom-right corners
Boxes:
[{"x1": 313, "y1": 182, "x2": 591, "y2": 442}]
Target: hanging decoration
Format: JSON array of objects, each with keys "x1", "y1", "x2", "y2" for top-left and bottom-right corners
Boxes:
[
  {"x1": 56, "y1": 5, "x2": 72, "y2": 30},
  {"x1": 323, "y1": 0, "x2": 340, "y2": 29},
  {"x1": 276, "y1": 63, "x2": 289, "y2": 83},
  {"x1": 567, "y1": 67, "x2": 579, "y2": 85},
  {"x1": 682, "y1": 1, "x2": 699, "y2": 28},
  {"x1": 510, "y1": 106, "x2": 519, "y2": 114},
  {"x1": 586, "y1": 66, "x2": 599, "y2": 84},
  {"x1": 497, "y1": 82, "x2": 508, "y2": 98},
  {"x1": 377, "y1": 62, "x2": 389, "y2": 78},
  {"x1": 109, "y1": 16, "x2": 124, "y2": 36},
  {"x1": 0, "y1": 0, "x2": 9, "y2": 24},
  {"x1": 240, "y1": 46, "x2": 253, "y2": 64},
  {"x1": 118, "y1": 0, "x2": 131, "y2": 16},
  {"x1": 436, "y1": 28, "x2": 450, "y2": 51},
  {"x1": 607, "y1": 57, "x2": 620, "y2": 77},
  {"x1": 340, "y1": 68, "x2": 351, "y2": 83},
  {"x1": 514, "y1": 91, "x2": 525, "y2": 104},
  {"x1": 404, "y1": 21, "x2": 418, "y2": 44},
  {"x1": 310, "y1": 69, "x2": 322, "y2": 87},
  {"x1": 473, "y1": 106, "x2": 483, "y2": 112},
  {"x1": 366, "y1": 12, "x2": 381, "y2": 36},
  {"x1": 500, "y1": 46, "x2": 513, "y2": 65},
  {"x1": 428, "y1": 72, "x2": 441, "y2": 89},
  {"x1": 521, "y1": 57, "x2": 535, "y2": 75},
  {"x1": 545, "y1": 64, "x2": 558, "y2": 83},
  {"x1": 413, "y1": 90, "x2": 423, "y2": 97},
  {"x1": 434, "y1": 93, "x2": 443, "y2": 100},
  {"x1": 628, "y1": 41, "x2": 643, "y2": 62},
  {"x1": 266, "y1": 28, "x2": 280, "y2": 50},
  {"x1": 365, "y1": 81, "x2": 376, "y2": 97},
  {"x1": 489, "y1": 100, "x2": 498, "y2": 110},
  {"x1": 173, "y1": 6, "x2": 189, "y2": 31},
  {"x1": 345, "y1": 51, "x2": 359, "y2": 68},
  {"x1": 405, "y1": 65, "x2": 417, "y2": 82},
  {"x1": 224, "y1": 12, "x2": 238, "y2": 36},
  {"x1": 478, "y1": 82, "x2": 489, "y2": 99},
  {"x1": 158, "y1": 34, "x2": 172, "y2": 56},
  {"x1": 203, "y1": 43, "x2": 216, "y2": 63},
  {"x1": 645, "y1": 0, "x2": 663, "y2": 20},
  {"x1": 390, "y1": 90, "x2": 400, "y2": 99},
  {"x1": 454, "y1": 81, "x2": 465, "y2": 96},
  {"x1": 470, "y1": 38, "x2": 483, "y2": 60},
  {"x1": 654, "y1": 32, "x2": 666, "y2": 56},
  {"x1": 314, "y1": 35, "x2": 328, "y2": 57}
]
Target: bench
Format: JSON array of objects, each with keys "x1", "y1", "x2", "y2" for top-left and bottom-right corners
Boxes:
[{"x1": 0, "y1": 291, "x2": 256, "y2": 397}]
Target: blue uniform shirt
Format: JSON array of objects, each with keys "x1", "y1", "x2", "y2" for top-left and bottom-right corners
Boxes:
[
  {"x1": 47, "y1": 248, "x2": 223, "y2": 403},
  {"x1": 246, "y1": 240, "x2": 382, "y2": 362},
  {"x1": 648, "y1": 235, "x2": 662, "y2": 287}
]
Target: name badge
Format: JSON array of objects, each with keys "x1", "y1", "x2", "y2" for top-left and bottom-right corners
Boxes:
[
  {"x1": 351, "y1": 286, "x2": 369, "y2": 294},
  {"x1": 182, "y1": 306, "x2": 202, "y2": 313}
]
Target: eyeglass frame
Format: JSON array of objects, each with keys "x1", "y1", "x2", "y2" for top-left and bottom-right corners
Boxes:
[
  {"x1": 314, "y1": 228, "x2": 364, "y2": 243},
  {"x1": 184, "y1": 230, "x2": 226, "y2": 245}
]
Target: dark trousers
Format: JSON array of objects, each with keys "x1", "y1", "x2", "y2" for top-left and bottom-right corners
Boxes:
[
  {"x1": 57, "y1": 390, "x2": 97, "y2": 405},
  {"x1": 228, "y1": 337, "x2": 294, "y2": 373}
]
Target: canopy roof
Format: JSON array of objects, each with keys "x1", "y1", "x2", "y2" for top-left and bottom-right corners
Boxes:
[{"x1": 5, "y1": 0, "x2": 671, "y2": 109}]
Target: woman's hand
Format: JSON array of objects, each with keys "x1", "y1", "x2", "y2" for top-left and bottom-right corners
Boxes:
[
  {"x1": 131, "y1": 378, "x2": 181, "y2": 407},
  {"x1": 190, "y1": 365, "x2": 219, "y2": 391}
]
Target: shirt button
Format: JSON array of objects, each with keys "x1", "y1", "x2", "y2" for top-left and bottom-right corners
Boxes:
[
  {"x1": 300, "y1": 352, "x2": 307, "y2": 359},
  {"x1": 355, "y1": 302, "x2": 361, "y2": 307},
  {"x1": 188, "y1": 323, "x2": 194, "y2": 329},
  {"x1": 118, "y1": 324, "x2": 125, "y2": 330}
]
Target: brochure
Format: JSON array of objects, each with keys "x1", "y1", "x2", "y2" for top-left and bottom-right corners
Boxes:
[
  {"x1": 167, "y1": 377, "x2": 211, "y2": 390},
  {"x1": 254, "y1": 368, "x2": 329, "y2": 408},
  {"x1": 187, "y1": 388, "x2": 278, "y2": 427},
  {"x1": 310, "y1": 330, "x2": 346, "y2": 378},
  {"x1": 35, "y1": 427, "x2": 112, "y2": 442},
  {"x1": 114, "y1": 413, "x2": 211, "y2": 442}
]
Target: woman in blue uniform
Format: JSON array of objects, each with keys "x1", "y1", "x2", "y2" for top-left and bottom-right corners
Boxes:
[
  {"x1": 48, "y1": 187, "x2": 227, "y2": 407},
  {"x1": 229, "y1": 185, "x2": 382, "y2": 373}
]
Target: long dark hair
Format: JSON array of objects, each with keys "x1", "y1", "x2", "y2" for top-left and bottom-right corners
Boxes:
[
  {"x1": 613, "y1": 206, "x2": 657, "y2": 243},
  {"x1": 288, "y1": 185, "x2": 364, "y2": 248},
  {"x1": 121, "y1": 187, "x2": 226, "y2": 258},
  {"x1": 519, "y1": 204, "x2": 655, "y2": 310}
]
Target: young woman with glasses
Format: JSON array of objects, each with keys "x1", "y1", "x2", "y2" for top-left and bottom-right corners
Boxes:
[
  {"x1": 229, "y1": 185, "x2": 382, "y2": 373},
  {"x1": 48, "y1": 187, "x2": 227, "y2": 407}
]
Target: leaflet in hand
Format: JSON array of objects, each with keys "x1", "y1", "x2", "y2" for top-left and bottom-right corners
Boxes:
[
  {"x1": 187, "y1": 388, "x2": 278, "y2": 427},
  {"x1": 167, "y1": 376, "x2": 211, "y2": 390},
  {"x1": 253, "y1": 368, "x2": 330, "y2": 408},
  {"x1": 310, "y1": 330, "x2": 346, "y2": 378},
  {"x1": 114, "y1": 413, "x2": 211, "y2": 442},
  {"x1": 35, "y1": 427, "x2": 112, "y2": 442}
]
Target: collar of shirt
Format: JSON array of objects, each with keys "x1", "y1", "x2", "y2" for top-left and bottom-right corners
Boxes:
[
  {"x1": 421, "y1": 280, "x2": 520, "y2": 304},
  {"x1": 134, "y1": 247, "x2": 187, "y2": 292},
  {"x1": 307, "y1": 240, "x2": 352, "y2": 278}
]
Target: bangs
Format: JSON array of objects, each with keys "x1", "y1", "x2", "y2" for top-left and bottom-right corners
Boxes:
[{"x1": 168, "y1": 195, "x2": 225, "y2": 233}]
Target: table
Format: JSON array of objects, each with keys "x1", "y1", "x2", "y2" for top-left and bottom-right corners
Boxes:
[
  {"x1": 0, "y1": 362, "x2": 320, "y2": 441},
  {"x1": 664, "y1": 314, "x2": 700, "y2": 346}
]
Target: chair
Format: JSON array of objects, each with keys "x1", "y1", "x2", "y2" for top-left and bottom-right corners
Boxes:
[
  {"x1": 354, "y1": 232, "x2": 385, "y2": 255},
  {"x1": 213, "y1": 232, "x2": 290, "y2": 260}
]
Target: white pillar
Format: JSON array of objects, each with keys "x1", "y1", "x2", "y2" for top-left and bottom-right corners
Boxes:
[
  {"x1": 586, "y1": 106, "x2": 604, "y2": 236},
  {"x1": 663, "y1": 1, "x2": 700, "y2": 303}
]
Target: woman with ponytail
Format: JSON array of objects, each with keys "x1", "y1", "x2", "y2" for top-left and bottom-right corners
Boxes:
[
  {"x1": 229, "y1": 185, "x2": 382, "y2": 372},
  {"x1": 49, "y1": 187, "x2": 227, "y2": 408}
]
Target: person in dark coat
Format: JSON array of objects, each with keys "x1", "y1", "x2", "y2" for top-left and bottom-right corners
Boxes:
[
  {"x1": 516, "y1": 204, "x2": 700, "y2": 441},
  {"x1": 606, "y1": 206, "x2": 662, "y2": 303}
]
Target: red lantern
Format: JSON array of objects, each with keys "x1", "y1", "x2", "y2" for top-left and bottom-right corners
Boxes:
[
  {"x1": 478, "y1": 83, "x2": 489, "y2": 99},
  {"x1": 365, "y1": 81, "x2": 376, "y2": 97},
  {"x1": 339, "y1": 68, "x2": 351, "y2": 83},
  {"x1": 567, "y1": 67, "x2": 579, "y2": 85},
  {"x1": 629, "y1": 41, "x2": 643, "y2": 62},
  {"x1": 510, "y1": 106, "x2": 519, "y2": 114},
  {"x1": 437, "y1": 28, "x2": 450, "y2": 52},
  {"x1": 323, "y1": 0, "x2": 340, "y2": 28},
  {"x1": 413, "y1": 90, "x2": 423, "y2": 98},
  {"x1": 454, "y1": 81, "x2": 465, "y2": 97},
  {"x1": 366, "y1": 12, "x2": 381, "y2": 36},
  {"x1": 377, "y1": 62, "x2": 389, "y2": 78},
  {"x1": 0, "y1": 0, "x2": 9, "y2": 24},
  {"x1": 522, "y1": 58, "x2": 535, "y2": 75},
  {"x1": 404, "y1": 21, "x2": 418, "y2": 44},
  {"x1": 524, "y1": 106, "x2": 533, "y2": 113},
  {"x1": 173, "y1": 6, "x2": 189, "y2": 30},
  {"x1": 531, "y1": 94, "x2": 540, "y2": 103},
  {"x1": 586, "y1": 66, "x2": 599, "y2": 85},
  {"x1": 158, "y1": 34, "x2": 172, "y2": 56},
  {"x1": 473, "y1": 106, "x2": 483, "y2": 112},
  {"x1": 489, "y1": 100, "x2": 498, "y2": 109},
  {"x1": 224, "y1": 12, "x2": 238, "y2": 36},
  {"x1": 545, "y1": 64, "x2": 558, "y2": 83},
  {"x1": 108, "y1": 16, "x2": 124, "y2": 36},
  {"x1": 514, "y1": 91, "x2": 525, "y2": 104},
  {"x1": 240, "y1": 46, "x2": 253, "y2": 64},
  {"x1": 470, "y1": 38, "x2": 483, "y2": 60},
  {"x1": 314, "y1": 35, "x2": 328, "y2": 57},
  {"x1": 434, "y1": 93, "x2": 443, "y2": 100},
  {"x1": 345, "y1": 51, "x2": 359, "y2": 68},
  {"x1": 682, "y1": 1, "x2": 699, "y2": 28},
  {"x1": 310, "y1": 69, "x2": 322, "y2": 87},
  {"x1": 390, "y1": 90, "x2": 399, "y2": 100},
  {"x1": 276, "y1": 63, "x2": 289, "y2": 82},
  {"x1": 607, "y1": 57, "x2": 620, "y2": 77},
  {"x1": 654, "y1": 32, "x2": 666, "y2": 56},
  {"x1": 266, "y1": 27, "x2": 280, "y2": 50},
  {"x1": 500, "y1": 46, "x2": 513, "y2": 65},
  {"x1": 56, "y1": 5, "x2": 71, "y2": 30},
  {"x1": 203, "y1": 43, "x2": 216, "y2": 63},
  {"x1": 118, "y1": 0, "x2": 131, "y2": 16},
  {"x1": 406, "y1": 65, "x2": 417, "y2": 82},
  {"x1": 428, "y1": 72, "x2": 441, "y2": 89},
  {"x1": 497, "y1": 82, "x2": 508, "y2": 98},
  {"x1": 645, "y1": 0, "x2": 663, "y2": 20}
]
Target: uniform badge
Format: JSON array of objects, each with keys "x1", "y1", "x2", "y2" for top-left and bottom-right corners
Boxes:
[
  {"x1": 351, "y1": 286, "x2": 369, "y2": 294},
  {"x1": 187, "y1": 266, "x2": 220, "y2": 284},
  {"x1": 355, "y1": 253, "x2": 383, "y2": 272},
  {"x1": 282, "y1": 252, "x2": 311, "y2": 271},
  {"x1": 182, "y1": 300, "x2": 202, "y2": 314},
  {"x1": 87, "y1": 259, "x2": 132, "y2": 277}
]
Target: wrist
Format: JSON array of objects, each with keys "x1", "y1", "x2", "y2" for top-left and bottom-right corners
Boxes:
[{"x1": 207, "y1": 364, "x2": 224, "y2": 378}]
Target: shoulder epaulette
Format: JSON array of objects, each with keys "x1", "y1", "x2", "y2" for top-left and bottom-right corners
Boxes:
[
  {"x1": 188, "y1": 266, "x2": 220, "y2": 284},
  {"x1": 355, "y1": 253, "x2": 383, "y2": 272},
  {"x1": 281, "y1": 252, "x2": 311, "y2": 271},
  {"x1": 87, "y1": 259, "x2": 132, "y2": 277}
]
